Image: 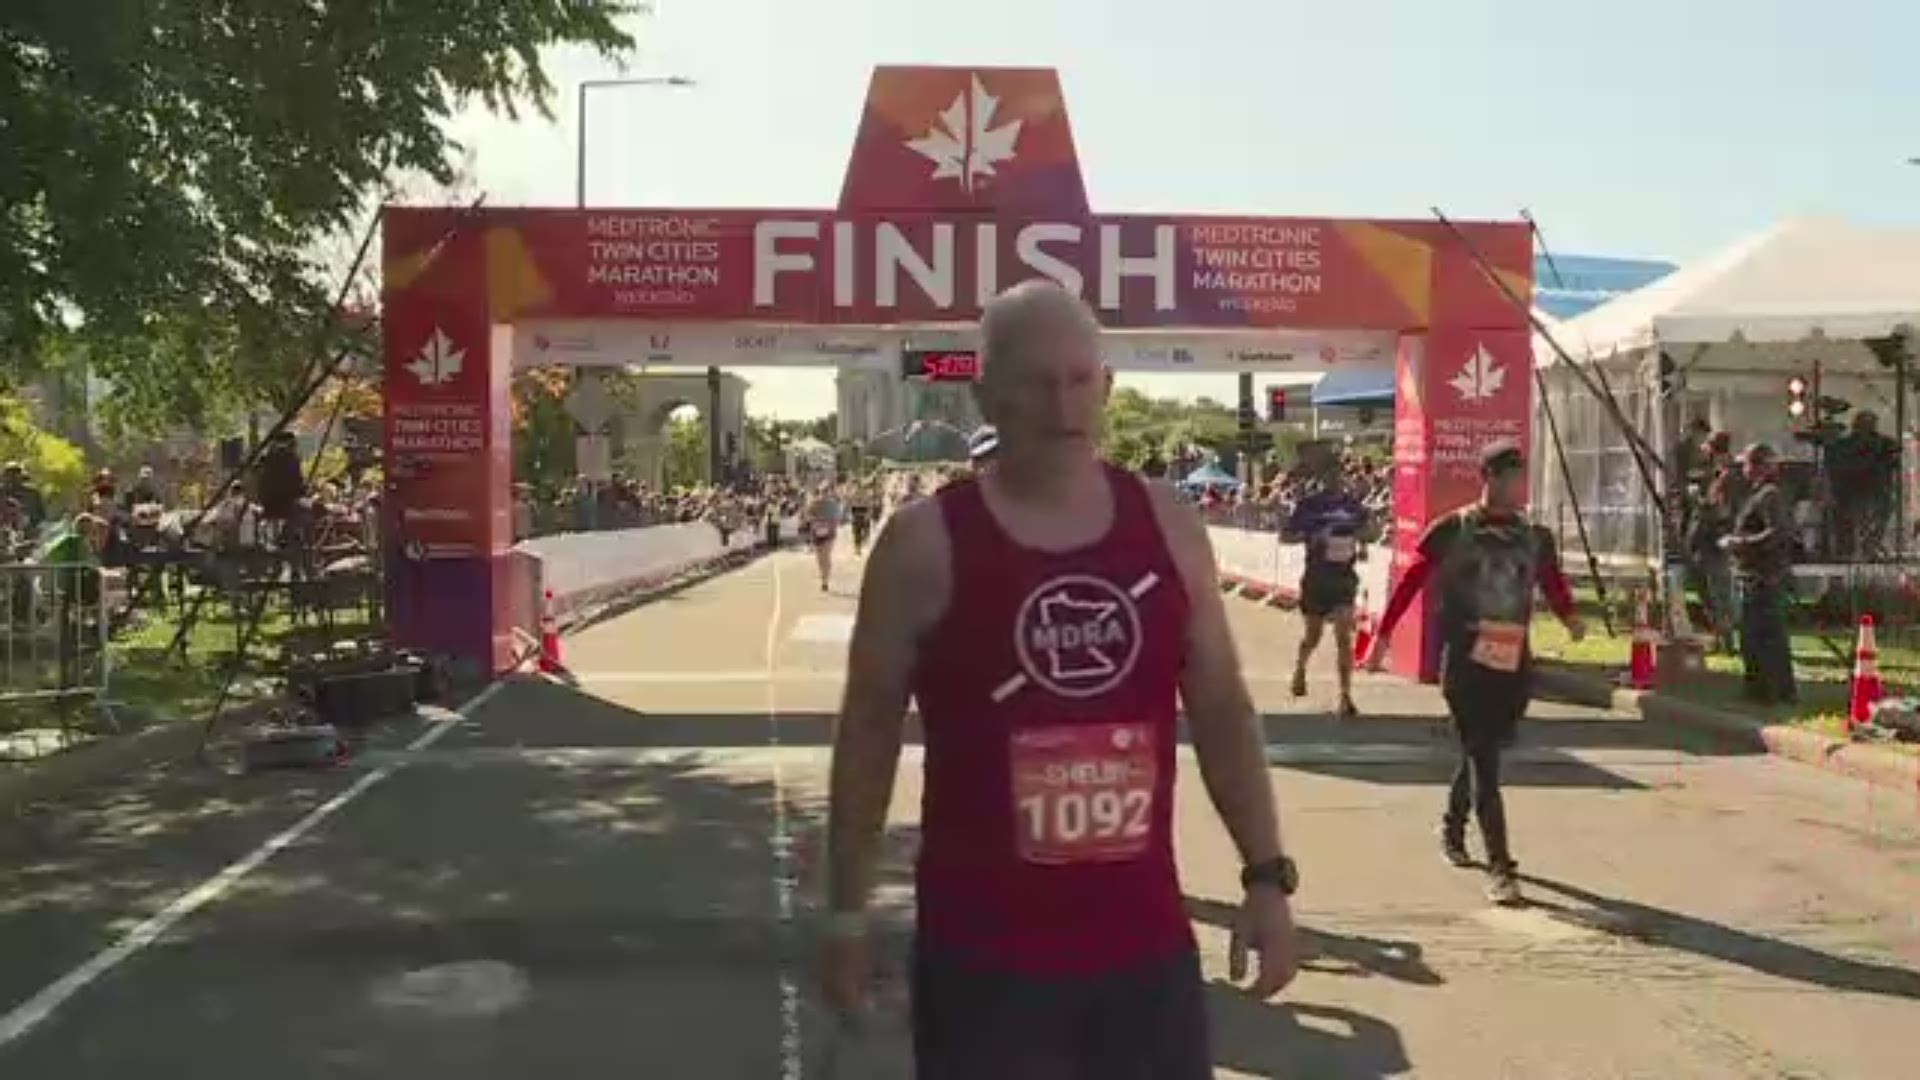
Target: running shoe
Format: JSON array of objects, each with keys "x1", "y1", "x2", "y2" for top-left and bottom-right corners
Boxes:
[
  {"x1": 1438, "y1": 828, "x2": 1472, "y2": 868},
  {"x1": 1485, "y1": 865, "x2": 1523, "y2": 906},
  {"x1": 1290, "y1": 668, "x2": 1308, "y2": 698},
  {"x1": 1335, "y1": 696, "x2": 1359, "y2": 722}
]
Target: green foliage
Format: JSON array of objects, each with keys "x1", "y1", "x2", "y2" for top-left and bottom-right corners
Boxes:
[
  {"x1": 744, "y1": 415, "x2": 837, "y2": 474},
  {"x1": 512, "y1": 369, "x2": 577, "y2": 497},
  {"x1": 0, "y1": 394, "x2": 87, "y2": 507},
  {"x1": 664, "y1": 415, "x2": 708, "y2": 489},
  {"x1": 1101, "y1": 387, "x2": 1238, "y2": 470},
  {"x1": 1, "y1": 0, "x2": 638, "y2": 429}
]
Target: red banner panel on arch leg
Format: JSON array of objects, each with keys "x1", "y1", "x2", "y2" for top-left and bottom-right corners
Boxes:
[
  {"x1": 381, "y1": 214, "x2": 515, "y2": 672},
  {"x1": 1387, "y1": 328, "x2": 1533, "y2": 683}
]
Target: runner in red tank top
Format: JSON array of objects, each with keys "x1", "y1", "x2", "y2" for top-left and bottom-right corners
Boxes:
[{"x1": 822, "y1": 280, "x2": 1300, "y2": 1078}]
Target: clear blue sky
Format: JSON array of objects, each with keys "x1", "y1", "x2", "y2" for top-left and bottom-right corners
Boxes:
[{"x1": 445, "y1": 0, "x2": 1920, "y2": 418}]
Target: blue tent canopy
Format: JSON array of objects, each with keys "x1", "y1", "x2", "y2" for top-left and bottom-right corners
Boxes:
[
  {"x1": 1311, "y1": 367, "x2": 1395, "y2": 408},
  {"x1": 1181, "y1": 463, "x2": 1241, "y2": 490}
]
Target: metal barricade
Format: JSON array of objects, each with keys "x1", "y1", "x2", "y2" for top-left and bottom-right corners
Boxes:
[{"x1": 0, "y1": 562, "x2": 114, "y2": 736}]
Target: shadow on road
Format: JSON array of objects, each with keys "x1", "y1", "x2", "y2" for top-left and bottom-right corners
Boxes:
[
  {"x1": 1521, "y1": 873, "x2": 1920, "y2": 1001},
  {"x1": 0, "y1": 715, "x2": 911, "y2": 1075},
  {"x1": 0, "y1": 753, "x2": 371, "y2": 1012},
  {"x1": 1185, "y1": 895, "x2": 1445, "y2": 988},
  {"x1": 1184, "y1": 895, "x2": 1422, "y2": 1076},
  {"x1": 460, "y1": 680, "x2": 1681, "y2": 800},
  {"x1": 1206, "y1": 990, "x2": 1414, "y2": 1080}
]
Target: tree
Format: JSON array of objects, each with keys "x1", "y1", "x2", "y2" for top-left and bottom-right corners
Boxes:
[
  {"x1": 2, "y1": 1, "x2": 638, "y2": 429},
  {"x1": 0, "y1": 394, "x2": 87, "y2": 509},
  {"x1": 511, "y1": 367, "x2": 576, "y2": 497},
  {"x1": 663, "y1": 414, "x2": 708, "y2": 489},
  {"x1": 1100, "y1": 387, "x2": 1239, "y2": 470}
]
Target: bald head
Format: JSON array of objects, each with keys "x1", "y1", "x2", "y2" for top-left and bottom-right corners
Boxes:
[
  {"x1": 973, "y1": 279, "x2": 1108, "y2": 453},
  {"x1": 979, "y1": 279, "x2": 1101, "y2": 380}
]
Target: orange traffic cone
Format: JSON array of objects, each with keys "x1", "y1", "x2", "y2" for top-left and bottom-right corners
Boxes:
[
  {"x1": 1848, "y1": 614, "x2": 1883, "y2": 728},
  {"x1": 1628, "y1": 590, "x2": 1658, "y2": 691},
  {"x1": 1353, "y1": 589, "x2": 1376, "y2": 662},
  {"x1": 538, "y1": 589, "x2": 566, "y2": 675}
]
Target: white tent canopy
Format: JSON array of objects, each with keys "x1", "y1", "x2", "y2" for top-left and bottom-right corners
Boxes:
[
  {"x1": 786, "y1": 436, "x2": 835, "y2": 463},
  {"x1": 1541, "y1": 218, "x2": 1920, "y2": 364}
]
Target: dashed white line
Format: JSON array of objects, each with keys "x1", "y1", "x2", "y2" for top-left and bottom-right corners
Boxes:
[{"x1": 764, "y1": 556, "x2": 805, "y2": 1080}]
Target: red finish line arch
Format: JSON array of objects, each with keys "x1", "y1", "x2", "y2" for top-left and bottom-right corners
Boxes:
[{"x1": 382, "y1": 65, "x2": 1534, "y2": 676}]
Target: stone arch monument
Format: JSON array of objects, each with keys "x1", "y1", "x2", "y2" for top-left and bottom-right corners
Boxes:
[{"x1": 612, "y1": 370, "x2": 749, "y2": 487}]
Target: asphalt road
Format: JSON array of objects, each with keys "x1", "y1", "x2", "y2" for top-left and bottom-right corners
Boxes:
[{"x1": 3, "y1": 541, "x2": 1919, "y2": 1078}]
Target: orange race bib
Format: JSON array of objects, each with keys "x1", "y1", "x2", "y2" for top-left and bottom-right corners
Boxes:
[
  {"x1": 1468, "y1": 620, "x2": 1527, "y2": 673},
  {"x1": 1011, "y1": 723, "x2": 1157, "y2": 865}
]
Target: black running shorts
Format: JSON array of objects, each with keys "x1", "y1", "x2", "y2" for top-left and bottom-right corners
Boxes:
[
  {"x1": 910, "y1": 942, "x2": 1211, "y2": 1080},
  {"x1": 1298, "y1": 570, "x2": 1359, "y2": 618}
]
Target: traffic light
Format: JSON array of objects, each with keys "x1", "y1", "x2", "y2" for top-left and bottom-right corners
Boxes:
[
  {"x1": 1786, "y1": 375, "x2": 1809, "y2": 423},
  {"x1": 1266, "y1": 387, "x2": 1288, "y2": 423}
]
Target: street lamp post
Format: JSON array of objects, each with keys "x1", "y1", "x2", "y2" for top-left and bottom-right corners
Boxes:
[
  {"x1": 570, "y1": 74, "x2": 693, "y2": 527},
  {"x1": 575, "y1": 75, "x2": 695, "y2": 207}
]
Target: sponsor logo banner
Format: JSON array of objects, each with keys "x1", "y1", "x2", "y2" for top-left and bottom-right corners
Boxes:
[{"x1": 512, "y1": 321, "x2": 1395, "y2": 374}]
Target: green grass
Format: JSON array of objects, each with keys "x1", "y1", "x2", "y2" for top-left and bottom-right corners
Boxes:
[
  {"x1": 1529, "y1": 588, "x2": 1912, "y2": 745},
  {"x1": 4, "y1": 597, "x2": 382, "y2": 756}
]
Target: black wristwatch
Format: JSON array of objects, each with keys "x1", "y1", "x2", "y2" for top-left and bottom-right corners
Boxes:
[{"x1": 1240, "y1": 855, "x2": 1299, "y2": 896}]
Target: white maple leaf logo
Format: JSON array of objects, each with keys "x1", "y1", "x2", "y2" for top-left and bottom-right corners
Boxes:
[
  {"x1": 1449, "y1": 345, "x2": 1505, "y2": 403},
  {"x1": 904, "y1": 74, "x2": 1022, "y2": 192},
  {"x1": 406, "y1": 328, "x2": 464, "y2": 388}
]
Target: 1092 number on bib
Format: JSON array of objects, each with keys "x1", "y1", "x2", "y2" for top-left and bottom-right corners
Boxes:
[{"x1": 1010, "y1": 722, "x2": 1157, "y2": 865}]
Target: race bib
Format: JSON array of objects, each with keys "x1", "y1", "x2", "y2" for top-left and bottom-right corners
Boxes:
[
  {"x1": 810, "y1": 522, "x2": 834, "y2": 540},
  {"x1": 1468, "y1": 620, "x2": 1527, "y2": 673},
  {"x1": 1011, "y1": 723, "x2": 1156, "y2": 865},
  {"x1": 1323, "y1": 535, "x2": 1357, "y2": 564}
]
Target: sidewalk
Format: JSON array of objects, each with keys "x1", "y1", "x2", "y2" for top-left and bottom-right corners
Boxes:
[{"x1": 1531, "y1": 661, "x2": 1920, "y2": 795}]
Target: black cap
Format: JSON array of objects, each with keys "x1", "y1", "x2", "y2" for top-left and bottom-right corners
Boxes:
[{"x1": 1479, "y1": 441, "x2": 1524, "y2": 477}]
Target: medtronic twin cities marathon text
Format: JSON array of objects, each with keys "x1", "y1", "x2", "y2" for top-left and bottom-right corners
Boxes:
[
  {"x1": 390, "y1": 403, "x2": 485, "y2": 454},
  {"x1": 579, "y1": 214, "x2": 1326, "y2": 317}
]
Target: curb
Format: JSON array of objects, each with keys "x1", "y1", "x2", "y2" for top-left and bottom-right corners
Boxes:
[
  {"x1": 0, "y1": 718, "x2": 202, "y2": 814},
  {"x1": 1537, "y1": 661, "x2": 1920, "y2": 795}
]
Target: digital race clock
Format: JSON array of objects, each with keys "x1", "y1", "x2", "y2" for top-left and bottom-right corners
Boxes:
[{"x1": 901, "y1": 349, "x2": 981, "y2": 382}]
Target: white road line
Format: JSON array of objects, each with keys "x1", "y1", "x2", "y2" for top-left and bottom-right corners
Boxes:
[
  {"x1": 765, "y1": 557, "x2": 805, "y2": 1080},
  {"x1": 0, "y1": 681, "x2": 500, "y2": 1050}
]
